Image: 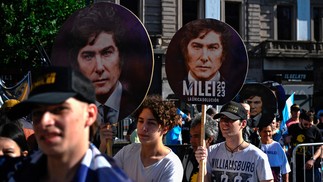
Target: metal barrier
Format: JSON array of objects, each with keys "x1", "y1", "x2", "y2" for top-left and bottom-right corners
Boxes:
[{"x1": 292, "y1": 142, "x2": 323, "y2": 182}]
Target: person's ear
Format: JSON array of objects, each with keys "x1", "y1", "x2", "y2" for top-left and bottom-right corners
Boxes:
[
  {"x1": 22, "y1": 150, "x2": 28, "y2": 157},
  {"x1": 86, "y1": 103, "x2": 97, "y2": 127},
  {"x1": 161, "y1": 125, "x2": 169, "y2": 135},
  {"x1": 240, "y1": 119, "x2": 247, "y2": 129},
  {"x1": 206, "y1": 136, "x2": 214, "y2": 147}
]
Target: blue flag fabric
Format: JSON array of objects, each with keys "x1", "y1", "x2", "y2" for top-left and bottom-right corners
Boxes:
[
  {"x1": 177, "y1": 108, "x2": 188, "y2": 120},
  {"x1": 5, "y1": 143, "x2": 132, "y2": 182},
  {"x1": 280, "y1": 93, "x2": 295, "y2": 134}
]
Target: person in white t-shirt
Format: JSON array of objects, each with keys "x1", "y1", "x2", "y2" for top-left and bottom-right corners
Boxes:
[
  {"x1": 259, "y1": 124, "x2": 291, "y2": 182},
  {"x1": 113, "y1": 95, "x2": 183, "y2": 181},
  {"x1": 195, "y1": 101, "x2": 273, "y2": 182}
]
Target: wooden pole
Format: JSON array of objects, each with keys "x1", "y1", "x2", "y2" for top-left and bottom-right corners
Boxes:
[
  {"x1": 106, "y1": 124, "x2": 114, "y2": 156},
  {"x1": 198, "y1": 104, "x2": 207, "y2": 182},
  {"x1": 106, "y1": 140, "x2": 113, "y2": 156}
]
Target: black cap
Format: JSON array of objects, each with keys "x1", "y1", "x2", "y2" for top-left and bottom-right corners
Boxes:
[
  {"x1": 9, "y1": 66, "x2": 95, "y2": 119},
  {"x1": 214, "y1": 101, "x2": 247, "y2": 120}
]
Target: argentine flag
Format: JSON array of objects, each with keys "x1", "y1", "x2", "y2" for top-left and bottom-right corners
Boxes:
[
  {"x1": 177, "y1": 108, "x2": 188, "y2": 120},
  {"x1": 280, "y1": 92, "x2": 295, "y2": 134}
]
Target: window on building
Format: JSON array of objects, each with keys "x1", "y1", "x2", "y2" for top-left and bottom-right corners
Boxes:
[
  {"x1": 313, "y1": 7, "x2": 323, "y2": 41},
  {"x1": 182, "y1": 0, "x2": 199, "y2": 26},
  {"x1": 120, "y1": 0, "x2": 140, "y2": 18},
  {"x1": 277, "y1": 5, "x2": 293, "y2": 40},
  {"x1": 145, "y1": 0, "x2": 162, "y2": 35},
  {"x1": 225, "y1": 1, "x2": 241, "y2": 35}
]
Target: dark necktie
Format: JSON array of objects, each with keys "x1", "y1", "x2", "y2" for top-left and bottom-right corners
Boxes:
[{"x1": 98, "y1": 105, "x2": 117, "y2": 124}]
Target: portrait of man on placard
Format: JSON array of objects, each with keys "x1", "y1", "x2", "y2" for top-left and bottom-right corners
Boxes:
[
  {"x1": 166, "y1": 19, "x2": 248, "y2": 105},
  {"x1": 239, "y1": 83, "x2": 277, "y2": 128},
  {"x1": 51, "y1": 2, "x2": 153, "y2": 125}
]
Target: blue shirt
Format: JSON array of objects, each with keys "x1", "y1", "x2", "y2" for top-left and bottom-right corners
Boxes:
[
  {"x1": 5, "y1": 143, "x2": 132, "y2": 182},
  {"x1": 165, "y1": 125, "x2": 182, "y2": 145}
]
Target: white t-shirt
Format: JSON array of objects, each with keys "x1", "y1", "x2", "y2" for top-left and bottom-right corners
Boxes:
[
  {"x1": 113, "y1": 143, "x2": 183, "y2": 182},
  {"x1": 206, "y1": 142, "x2": 273, "y2": 182},
  {"x1": 261, "y1": 141, "x2": 291, "y2": 181}
]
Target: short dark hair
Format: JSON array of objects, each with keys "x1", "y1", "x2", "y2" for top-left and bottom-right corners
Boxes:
[
  {"x1": 68, "y1": 3, "x2": 126, "y2": 70},
  {"x1": 179, "y1": 19, "x2": 231, "y2": 69},
  {"x1": 300, "y1": 109, "x2": 314, "y2": 122},
  {"x1": 0, "y1": 122, "x2": 29, "y2": 152},
  {"x1": 258, "y1": 123, "x2": 273, "y2": 133}
]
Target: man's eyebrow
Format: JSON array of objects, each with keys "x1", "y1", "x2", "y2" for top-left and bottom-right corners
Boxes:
[
  {"x1": 99, "y1": 46, "x2": 115, "y2": 53},
  {"x1": 208, "y1": 43, "x2": 221, "y2": 47},
  {"x1": 80, "y1": 50, "x2": 95, "y2": 55},
  {"x1": 190, "y1": 41, "x2": 202, "y2": 45}
]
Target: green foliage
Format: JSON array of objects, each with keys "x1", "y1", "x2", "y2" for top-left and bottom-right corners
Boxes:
[{"x1": 0, "y1": 0, "x2": 89, "y2": 70}]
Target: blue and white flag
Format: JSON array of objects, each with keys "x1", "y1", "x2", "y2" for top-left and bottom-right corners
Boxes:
[
  {"x1": 280, "y1": 92, "x2": 295, "y2": 134},
  {"x1": 177, "y1": 108, "x2": 188, "y2": 120}
]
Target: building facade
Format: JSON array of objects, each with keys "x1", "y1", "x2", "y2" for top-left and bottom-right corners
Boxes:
[{"x1": 100, "y1": 0, "x2": 323, "y2": 111}]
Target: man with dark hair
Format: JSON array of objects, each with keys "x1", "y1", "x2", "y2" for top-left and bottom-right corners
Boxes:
[
  {"x1": 286, "y1": 104, "x2": 301, "y2": 128},
  {"x1": 67, "y1": 3, "x2": 130, "y2": 125},
  {"x1": 195, "y1": 101, "x2": 273, "y2": 182},
  {"x1": 51, "y1": 2, "x2": 152, "y2": 132},
  {"x1": 180, "y1": 19, "x2": 231, "y2": 83},
  {"x1": 287, "y1": 110, "x2": 323, "y2": 182},
  {"x1": 182, "y1": 113, "x2": 218, "y2": 182},
  {"x1": 3, "y1": 67, "x2": 131, "y2": 181}
]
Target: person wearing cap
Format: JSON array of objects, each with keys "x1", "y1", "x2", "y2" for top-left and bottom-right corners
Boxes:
[
  {"x1": 4, "y1": 67, "x2": 131, "y2": 181},
  {"x1": 195, "y1": 101, "x2": 273, "y2": 182},
  {"x1": 286, "y1": 110, "x2": 323, "y2": 182},
  {"x1": 286, "y1": 104, "x2": 301, "y2": 128}
]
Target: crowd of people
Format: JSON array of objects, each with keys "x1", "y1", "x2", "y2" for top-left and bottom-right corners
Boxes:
[
  {"x1": 5, "y1": 1, "x2": 323, "y2": 181},
  {"x1": 0, "y1": 67, "x2": 322, "y2": 182}
]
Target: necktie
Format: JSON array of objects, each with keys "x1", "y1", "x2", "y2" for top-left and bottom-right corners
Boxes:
[
  {"x1": 98, "y1": 105, "x2": 118, "y2": 139},
  {"x1": 106, "y1": 106, "x2": 117, "y2": 124},
  {"x1": 99, "y1": 105, "x2": 117, "y2": 124}
]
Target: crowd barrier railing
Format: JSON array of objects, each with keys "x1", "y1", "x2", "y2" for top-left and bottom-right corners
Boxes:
[{"x1": 292, "y1": 142, "x2": 323, "y2": 182}]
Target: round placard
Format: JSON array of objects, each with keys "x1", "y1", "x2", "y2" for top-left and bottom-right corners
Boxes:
[
  {"x1": 165, "y1": 19, "x2": 248, "y2": 105},
  {"x1": 51, "y1": 2, "x2": 153, "y2": 122},
  {"x1": 237, "y1": 83, "x2": 277, "y2": 127}
]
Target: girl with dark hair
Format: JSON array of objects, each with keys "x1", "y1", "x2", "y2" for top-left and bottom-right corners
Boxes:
[{"x1": 0, "y1": 122, "x2": 29, "y2": 157}]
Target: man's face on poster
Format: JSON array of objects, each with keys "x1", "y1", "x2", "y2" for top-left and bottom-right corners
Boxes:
[
  {"x1": 77, "y1": 32, "x2": 121, "y2": 97},
  {"x1": 246, "y1": 96, "x2": 263, "y2": 117},
  {"x1": 186, "y1": 30, "x2": 223, "y2": 81}
]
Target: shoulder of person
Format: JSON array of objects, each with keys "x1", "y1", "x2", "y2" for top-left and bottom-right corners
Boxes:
[
  {"x1": 208, "y1": 142, "x2": 223, "y2": 151},
  {"x1": 0, "y1": 155, "x2": 25, "y2": 180},
  {"x1": 288, "y1": 122, "x2": 299, "y2": 130},
  {"x1": 118, "y1": 143, "x2": 140, "y2": 153},
  {"x1": 247, "y1": 143, "x2": 268, "y2": 156}
]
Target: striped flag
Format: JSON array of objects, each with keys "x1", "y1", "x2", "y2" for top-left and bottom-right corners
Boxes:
[
  {"x1": 177, "y1": 108, "x2": 188, "y2": 120},
  {"x1": 280, "y1": 92, "x2": 295, "y2": 134}
]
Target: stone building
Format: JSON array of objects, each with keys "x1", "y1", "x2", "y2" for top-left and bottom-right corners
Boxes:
[{"x1": 100, "y1": 0, "x2": 323, "y2": 111}]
